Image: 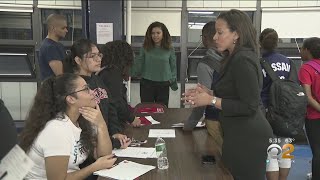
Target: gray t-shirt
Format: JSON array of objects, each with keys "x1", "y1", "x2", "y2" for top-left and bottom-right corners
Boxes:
[{"x1": 184, "y1": 49, "x2": 222, "y2": 130}]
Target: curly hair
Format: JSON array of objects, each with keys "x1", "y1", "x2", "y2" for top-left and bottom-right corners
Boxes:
[
  {"x1": 259, "y1": 28, "x2": 278, "y2": 52},
  {"x1": 143, "y1": 21, "x2": 172, "y2": 51},
  {"x1": 100, "y1": 40, "x2": 134, "y2": 81},
  {"x1": 19, "y1": 74, "x2": 96, "y2": 155},
  {"x1": 302, "y1": 37, "x2": 320, "y2": 59},
  {"x1": 63, "y1": 39, "x2": 97, "y2": 73}
]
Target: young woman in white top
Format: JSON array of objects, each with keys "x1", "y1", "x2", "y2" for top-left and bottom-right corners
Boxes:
[{"x1": 20, "y1": 73, "x2": 116, "y2": 179}]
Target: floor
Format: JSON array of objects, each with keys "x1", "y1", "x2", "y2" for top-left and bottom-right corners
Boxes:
[{"x1": 287, "y1": 145, "x2": 312, "y2": 180}]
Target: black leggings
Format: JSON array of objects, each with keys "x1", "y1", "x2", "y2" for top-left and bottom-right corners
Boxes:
[
  {"x1": 305, "y1": 119, "x2": 320, "y2": 180},
  {"x1": 140, "y1": 78, "x2": 170, "y2": 107}
]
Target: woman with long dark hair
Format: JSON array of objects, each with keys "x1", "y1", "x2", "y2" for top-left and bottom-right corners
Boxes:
[
  {"x1": 131, "y1": 21, "x2": 177, "y2": 107},
  {"x1": 183, "y1": 9, "x2": 273, "y2": 179},
  {"x1": 63, "y1": 39, "x2": 131, "y2": 149},
  {"x1": 20, "y1": 74, "x2": 116, "y2": 179},
  {"x1": 99, "y1": 40, "x2": 141, "y2": 129}
]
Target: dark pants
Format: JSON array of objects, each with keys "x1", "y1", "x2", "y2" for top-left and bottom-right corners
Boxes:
[
  {"x1": 305, "y1": 118, "x2": 320, "y2": 180},
  {"x1": 140, "y1": 78, "x2": 170, "y2": 107}
]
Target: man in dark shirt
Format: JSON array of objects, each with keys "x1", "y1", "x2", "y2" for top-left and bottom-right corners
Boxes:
[
  {"x1": 0, "y1": 99, "x2": 17, "y2": 160},
  {"x1": 39, "y1": 14, "x2": 68, "y2": 80}
]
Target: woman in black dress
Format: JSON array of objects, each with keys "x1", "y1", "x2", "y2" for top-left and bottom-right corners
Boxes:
[{"x1": 183, "y1": 9, "x2": 273, "y2": 180}]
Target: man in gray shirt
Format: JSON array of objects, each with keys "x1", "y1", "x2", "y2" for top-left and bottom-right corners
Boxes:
[{"x1": 183, "y1": 21, "x2": 223, "y2": 150}]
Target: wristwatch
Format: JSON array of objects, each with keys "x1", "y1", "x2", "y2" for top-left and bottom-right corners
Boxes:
[{"x1": 211, "y1": 96, "x2": 217, "y2": 107}]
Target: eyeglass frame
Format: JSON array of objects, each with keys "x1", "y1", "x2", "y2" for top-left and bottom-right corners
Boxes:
[
  {"x1": 84, "y1": 53, "x2": 103, "y2": 62},
  {"x1": 65, "y1": 85, "x2": 91, "y2": 97}
]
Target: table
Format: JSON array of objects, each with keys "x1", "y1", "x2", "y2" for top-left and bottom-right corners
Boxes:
[{"x1": 99, "y1": 108, "x2": 233, "y2": 180}]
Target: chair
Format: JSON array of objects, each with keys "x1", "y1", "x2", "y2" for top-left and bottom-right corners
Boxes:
[
  {"x1": 0, "y1": 99, "x2": 18, "y2": 160},
  {"x1": 133, "y1": 102, "x2": 167, "y2": 116}
]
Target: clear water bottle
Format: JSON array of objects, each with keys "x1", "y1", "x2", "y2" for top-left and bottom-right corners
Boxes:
[{"x1": 155, "y1": 137, "x2": 169, "y2": 169}]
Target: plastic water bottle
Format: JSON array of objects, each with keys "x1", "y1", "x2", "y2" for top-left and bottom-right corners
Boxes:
[{"x1": 155, "y1": 137, "x2": 169, "y2": 169}]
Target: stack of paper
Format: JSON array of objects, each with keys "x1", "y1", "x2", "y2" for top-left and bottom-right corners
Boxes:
[
  {"x1": 171, "y1": 122, "x2": 205, "y2": 128},
  {"x1": 94, "y1": 160, "x2": 155, "y2": 180},
  {"x1": 112, "y1": 147, "x2": 157, "y2": 159},
  {"x1": 0, "y1": 145, "x2": 34, "y2": 180},
  {"x1": 139, "y1": 116, "x2": 160, "y2": 125},
  {"x1": 148, "y1": 129, "x2": 176, "y2": 138}
]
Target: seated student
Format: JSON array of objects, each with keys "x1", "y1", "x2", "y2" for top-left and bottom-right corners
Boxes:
[
  {"x1": 63, "y1": 39, "x2": 131, "y2": 149},
  {"x1": 99, "y1": 40, "x2": 141, "y2": 129},
  {"x1": 183, "y1": 21, "x2": 223, "y2": 149},
  {"x1": 299, "y1": 37, "x2": 320, "y2": 180},
  {"x1": 0, "y1": 99, "x2": 17, "y2": 160},
  {"x1": 20, "y1": 74, "x2": 116, "y2": 179}
]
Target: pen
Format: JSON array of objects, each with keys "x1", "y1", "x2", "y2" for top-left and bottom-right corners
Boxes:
[{"x1": 0, "y1": 171, "x2": 8, "y2": 180}]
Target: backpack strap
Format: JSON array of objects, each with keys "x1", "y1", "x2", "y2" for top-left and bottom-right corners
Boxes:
[
  {"x1": 260, "y1": 58, "x2": 279, "y2": 82},
  {"x1": 306, "y1": 60, "x2": 320, "y2": 73},
  {"x1": 288, "y1": 59, "x2": 299, "y2": 82}
]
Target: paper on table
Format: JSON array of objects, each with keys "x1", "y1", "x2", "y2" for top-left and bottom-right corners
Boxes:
[
  {"x1": 0, "y1": 145, "x2": 34, "y2": 180},
  {"x1": 94, "y1": 160, "x2": 155, "y2": 180},
  {"x1": 171, "y1": 122, "x2": 205, "y2": 128},
  {"x1": 112, "y1": 147, "x2": 157, "y2": 159},
  {"x1": 148, "y1": 129, "x2": 176, "y2": 138},
  {"x1": 139, "y1": 116, "x2": 160, "y2": 125}
]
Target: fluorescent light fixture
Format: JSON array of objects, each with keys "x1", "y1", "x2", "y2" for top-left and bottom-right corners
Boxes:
[
  {"x1": 189, "y1": 11, "x2": 214, "y2": 14},
  {"x1": 188, "y1": 22, "x2": 206, "y2": 29}
]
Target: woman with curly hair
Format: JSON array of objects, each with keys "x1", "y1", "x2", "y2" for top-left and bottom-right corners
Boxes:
[
  {"x1": 20, "y1": 73, "x2": 116, "y2": 179},
  {"x1": 63, "y1": 39, "x2": 131, "y2": 149},
  {"x1": 131, "y1": 21, "x2": 177, "y2": 107},
  {"x1": 99, "y1": 40, "x2": 141, "y2": 128}
]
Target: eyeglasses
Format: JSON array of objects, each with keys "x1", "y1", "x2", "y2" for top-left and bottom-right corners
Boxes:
[
  {"x1": 85, "y1": 53, "x2": 103, "y2": 61},
  {"x1": 66, "y1": 85, "x2": 91, "y2": 96}
]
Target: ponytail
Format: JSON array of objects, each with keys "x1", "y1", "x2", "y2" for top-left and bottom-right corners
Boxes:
[
  {"x1": 259, "y1": 28, "x2": 278, "y2": 52},
  {"x1": 63, "y1": 52, "x2": 77, "y2": 73},
  {"x1": 63, "y1": 39, "x2": 97, "y2": 74}
]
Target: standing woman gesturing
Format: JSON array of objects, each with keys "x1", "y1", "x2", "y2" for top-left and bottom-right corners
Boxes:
[
  {"x1": 131, "y1": 21, "x2": 178, "y2": 107},
  {"x1": 183, "y1": 9, "x2": 273, "y2": 180}
]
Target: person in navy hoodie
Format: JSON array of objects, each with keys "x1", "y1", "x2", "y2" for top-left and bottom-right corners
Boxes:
[{"x1": 260, "y1": 28, "x2": 296, "y2": 180}]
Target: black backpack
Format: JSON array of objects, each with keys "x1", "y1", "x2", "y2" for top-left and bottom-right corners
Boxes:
[{"x1": 261, "y1": 59, "x2": 308, "y2": 138}]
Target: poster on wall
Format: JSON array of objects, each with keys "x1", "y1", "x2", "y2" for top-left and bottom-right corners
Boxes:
[{"x1": 96, "y1": 23, "x2": 113, "y2": 44}]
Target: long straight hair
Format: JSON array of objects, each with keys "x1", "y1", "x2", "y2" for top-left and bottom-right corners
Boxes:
[{"x1": 218, "y1": 9, "x2": 258, "y2": 70}]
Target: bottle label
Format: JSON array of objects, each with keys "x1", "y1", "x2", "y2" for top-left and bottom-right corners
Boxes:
[{"x1": 155, "y1": 143, "x2": 165, "y2": 153}]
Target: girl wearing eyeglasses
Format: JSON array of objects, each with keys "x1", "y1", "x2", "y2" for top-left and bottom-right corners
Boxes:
[
  {"x1": 21, "y1": 74, "x2": 116, "y2": 179},
  {"x1": 63, "y1": 39, "x2": 131, "y2": 149}
]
